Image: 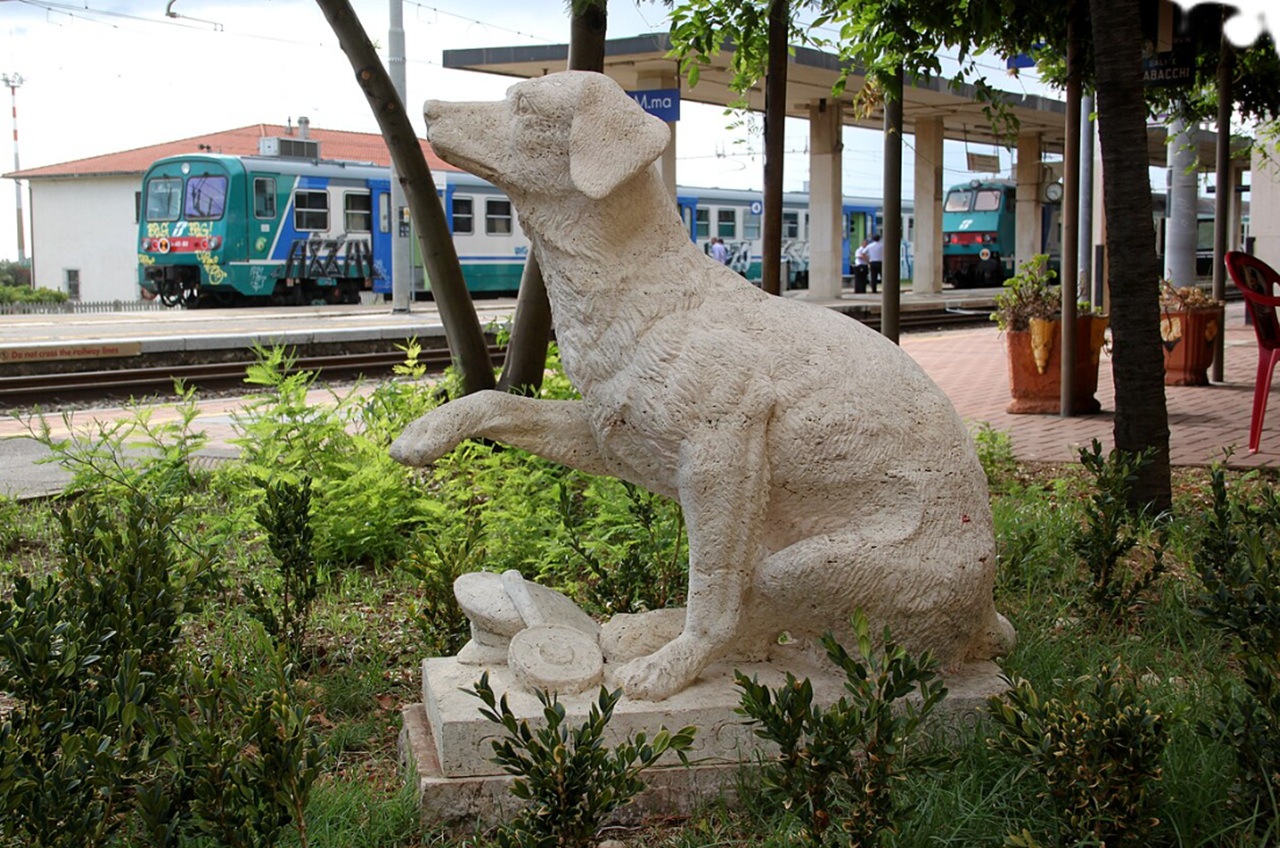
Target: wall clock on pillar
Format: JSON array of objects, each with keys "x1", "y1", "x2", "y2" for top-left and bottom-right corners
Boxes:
[{"x1": 1043, "y1": 182, "x2": 1064, "y2": 203}]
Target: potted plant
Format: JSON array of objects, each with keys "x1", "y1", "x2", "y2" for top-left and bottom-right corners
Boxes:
[
  {"x1": 1159, "y1": 280, "x2": 1224, "y2": 386},
  {"x1": 992, "y1": 254, "x2": 1109, "y2": 415}
]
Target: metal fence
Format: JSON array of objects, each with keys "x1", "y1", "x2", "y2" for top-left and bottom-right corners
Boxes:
[{"x1": 0, "y1": 299, "x2": 167, "y2": 316}]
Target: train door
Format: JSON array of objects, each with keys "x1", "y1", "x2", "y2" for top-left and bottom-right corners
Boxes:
[
  {"x1": 368, "y1": 178, "x2": 392, "y2": 294},
  {"x1": 677, "y1": 195, "x2": 698, "y2": 242}
]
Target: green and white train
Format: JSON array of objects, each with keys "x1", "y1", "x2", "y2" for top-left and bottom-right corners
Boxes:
[{"x1": 138, "y1": 151, "x2": 912, "y2": 308}]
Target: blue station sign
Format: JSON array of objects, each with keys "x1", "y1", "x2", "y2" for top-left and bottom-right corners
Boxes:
[{"x1": 627, "y1": 88, "x2": 681, "y2": 122}]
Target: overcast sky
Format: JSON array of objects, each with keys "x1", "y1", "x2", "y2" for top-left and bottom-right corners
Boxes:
[{"x1": 0, "y1": 0, "x2": 1061, "y2": 263}]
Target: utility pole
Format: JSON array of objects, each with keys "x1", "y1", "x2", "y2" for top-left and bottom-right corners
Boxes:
[
  {"x1": 389, "y1": 0, "x2": 411, "y2": 312},
  {"x1": 1, "y1": 72, "x2": 24, "y2": 268}
]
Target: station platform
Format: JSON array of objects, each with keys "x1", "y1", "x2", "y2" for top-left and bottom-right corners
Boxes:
[
  {"x1": 0, "y1": 287, "x2": 1000, "y2": 367},
  {"x1": 0, "y1": 295, "x2": 1274, "y2": 500}
]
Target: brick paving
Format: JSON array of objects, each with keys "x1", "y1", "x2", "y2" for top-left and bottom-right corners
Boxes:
[{"x1": 901, "y1": 300, "x2": 1277, "y2": 469}]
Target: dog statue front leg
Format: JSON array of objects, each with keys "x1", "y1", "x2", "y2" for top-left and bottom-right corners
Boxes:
[
  {"x1": 390, "y1": 391, "x2": 616, "y2": 477},
  {"x1": 614, "y1": 427, "x2": 769, "y2": 700}
]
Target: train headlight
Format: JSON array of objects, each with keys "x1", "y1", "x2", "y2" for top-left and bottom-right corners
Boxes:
[
  {"x1": 140, "y1": 238, "x2": 150, "y2": 251},
  {"x1": 209, "y1": 236, "x2": 221, "y2": 249}
]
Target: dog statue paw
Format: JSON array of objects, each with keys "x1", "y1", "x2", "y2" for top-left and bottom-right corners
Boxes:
[{"x1": 612, "y1": 635, "x2": 707, "y2": 702}]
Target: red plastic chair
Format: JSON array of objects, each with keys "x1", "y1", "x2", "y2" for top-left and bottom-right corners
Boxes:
[{"x1": 1224, "y1": 251, "x2": 1280, "y2": 453}]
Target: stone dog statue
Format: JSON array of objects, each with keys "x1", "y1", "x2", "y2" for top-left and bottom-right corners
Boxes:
[{"x1": 391, "y1": 71, "x2": 1014, "y2": 702}]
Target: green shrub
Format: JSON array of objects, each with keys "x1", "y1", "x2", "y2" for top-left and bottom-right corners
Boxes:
[
  {"x1": 468, "y1": 673, "x2": 695, "y2": 848},
  {"x1": 1072, "y1": 440, "x2": 1166, "y2": 615},
  {"x1": 987, "y1": 660, "x2": 1169, "y2": 847},
  {"x1": 157, "y1": 652, "x2": 325, "y2": 848},
  {"x1": 245, "y1": 477, "x2": 323, "y2": 659},
  {"x1": 1191, "y1": 462, "x2": 1280, "y2": 831},
  {"x1": 0, "y1": 494, "x2": 203, "y2": 847},
  {"x1": 736, "y1": 611, "x2": 949, "y2": 847}
]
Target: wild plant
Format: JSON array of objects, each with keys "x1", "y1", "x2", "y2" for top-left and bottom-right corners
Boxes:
[
  {"x1": 29, "y1": 381, "x2": 211, "y2": 504},
  {"x1": 469, "y1": 672, "x2": 695, "y2": 848},
  {"x1": 1072, "y1": 439, "x2": 1167, "y2": 615},
  {"x1": 987, "y1": 659, "x2": 1169, "y2": 848},
  {"x1": 971, "y1": 421, "x2": 1019, "y2": 492},
  {"x1": 223, "y1": 343, "x2": 434, "y2": 568},
  {"x1": 735, "y1": 610, "x2": 949, "y2": 847},
  {"x1": 555, "y1": 478, "x2": 688, "y2": 615}
]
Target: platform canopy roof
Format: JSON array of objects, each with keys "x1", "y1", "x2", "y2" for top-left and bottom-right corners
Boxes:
[
  {"x1": 444, "y1": 33, "x2": 1068, "y2": 152},
  {"x1": 442, "y1": 33, "x2": 1239, "y2": 169}
]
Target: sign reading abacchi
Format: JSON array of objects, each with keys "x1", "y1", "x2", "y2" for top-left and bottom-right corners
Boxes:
[
  {"x1": 626, "y1": 88, "x2": 680, "y2": 123},
  {"x1": 0, "y1": 342, "x2": 144, "y2": 364}
]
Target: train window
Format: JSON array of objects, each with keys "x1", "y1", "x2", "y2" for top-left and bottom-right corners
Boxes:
[
  {"x1": 486, "y1": 198, "x2": 513, "y2": 235},
  {"x1": 973, "y1": 189, "x2": 1003, "y2": 212},
  {"x1": 782, "y1": 211, "x2": 799, "y2": 239},
  {"x1": 717, "y1": 208, "x2": 737, "y2": 239},
  {"x1": 185, "y1": 175, "x2": 227, "y2": 220},
  {"x1": 379, "y1": 192, "x2": 390, "y2": 234},
  {"x1": 295, "y1": 190, "x2": 330, "y2": 231},
  {"x1": 254, "y1": 178, "x2": 276, "y2": 219},
  {"x1": 695, "y1": 208, "x2": 710, "y2": 239},
  {"x1": 145, "y1": 178, "x2": 182, "y2": 222},
  {"x1": 944, "y1": 189, "x2": 972, "y2": 212},
  {"x1": 744, "y1": 209, "x2": 761, "y2": 240},
  {"x1": 452, "y1": 197, "x2": 474, "y2": 234},
  {"x1": 344, "y1": 192, "x2": 372, "y2": 233},
  {"x1": 804, "y1": 212, "x2": 810, "y2": 239}
]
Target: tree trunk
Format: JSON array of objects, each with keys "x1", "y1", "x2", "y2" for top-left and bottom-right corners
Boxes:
[
  {"x1": 761, "y1": 0, "x2": 788, "y2": 297},
  {"x1": 315, "y1": 0, "x2": 495, "y2": 395},
  {"x1": 1088, "y1": 0, "x2": 1172, "y2": 512},
  {"x1": 497, "y1": 0, "x2": 608, "y2": 394}
]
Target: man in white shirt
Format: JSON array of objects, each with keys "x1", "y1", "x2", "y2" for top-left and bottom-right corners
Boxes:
[
  {"x1": 853, "y1": 238, "x2": 870, "y2": 293},
  {"x1": 710, "y1": 237, "x2": 729, "y2": 265},
  {"x1": 866, "y1": 233, "x2": 885, "y2": 294}
]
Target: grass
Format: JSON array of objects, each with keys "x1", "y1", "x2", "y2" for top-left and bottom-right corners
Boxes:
[{"x1": 2, "y1": 385, "x2": 1278, "y2": 846}]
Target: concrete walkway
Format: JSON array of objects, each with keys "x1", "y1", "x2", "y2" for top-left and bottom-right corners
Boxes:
[{"x1": 0, "y1": 300, "x2": 1273, "y2": 499}]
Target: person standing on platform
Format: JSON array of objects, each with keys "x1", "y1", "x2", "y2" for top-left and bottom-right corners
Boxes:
[
  {"x1": 710, "y1": 236, "x2": 729, "y2": 265},
  {"x1": 866, "y1": 233, "x2": 885, "y2": 294},
  {"x1": 853, "y1": 238, "x2": 870, "y2": 294}
]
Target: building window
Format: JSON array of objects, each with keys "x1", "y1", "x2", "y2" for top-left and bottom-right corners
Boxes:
[
  {"x1": 145, "y1": 178, "x2": 182, "y2": 222},
  {"x1": 254, "y1": 178, "x2": 277, "y2": 219},
  {"x1": 184, "y1": 175, "x2": 227, "y2": 220},
  {"x1": 65, "y1": 269, "x2": 80, "y2": 301},
  {"x1": 695, "y1": 208, "x2": 710, "y2": 239},
  {"x1": 294, "y1": 190, "x2": 329, "y2": 231},
  {"x1": 486, "y1": 198, "x2": 512, "y2": 235},
  {"x1": 452, "y1": 196, "x2": 474, "y2": 234},
  {"x1": 782, "y1": 211, "x2": 799, "y2": 239},
  {"x1": 717, "y1": 208, "x2": 737, "y2": 239},
  {"x1": 744, "y1": 209, "x2": 762, "y2": 240},
  {"x1": 344, "y1": 192, "x2": 372, "y2": 233}
]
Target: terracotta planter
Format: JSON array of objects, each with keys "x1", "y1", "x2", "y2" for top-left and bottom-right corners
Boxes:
[
  {"x1": 1005, "y1": 314, "x2": 1109, "y2": 414},
  {"x1": 1161, "y1": 306, "x2": 1223, "y2": 386}
]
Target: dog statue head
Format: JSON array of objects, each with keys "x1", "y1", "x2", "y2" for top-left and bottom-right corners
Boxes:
[{"x1": 424, "y1": 71, "x2": 671, "y2": 202}]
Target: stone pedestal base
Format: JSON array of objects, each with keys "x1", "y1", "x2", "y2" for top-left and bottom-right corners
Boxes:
[{"x1": 399, "y1": 652, "x2": 1010, "y2": 830}]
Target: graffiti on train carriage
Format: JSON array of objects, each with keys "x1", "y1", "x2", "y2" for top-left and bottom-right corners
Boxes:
[{"x1": 138, "y1": 146, "x2": 916, "y2": 308}]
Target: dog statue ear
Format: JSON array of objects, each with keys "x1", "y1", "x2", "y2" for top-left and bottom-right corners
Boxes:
[{"x1": 568, "y1": 74, "x2": 671, "y2": 201}]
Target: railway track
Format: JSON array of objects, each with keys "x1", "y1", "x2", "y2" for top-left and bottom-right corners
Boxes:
[{"x1": 0, "y1": 308, "x2": 990, "y2": 407}]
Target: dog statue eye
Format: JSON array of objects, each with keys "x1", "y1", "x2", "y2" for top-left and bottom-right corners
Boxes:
[{"x1": 514, "y1": 92, "x2": 533, "y2": 116}]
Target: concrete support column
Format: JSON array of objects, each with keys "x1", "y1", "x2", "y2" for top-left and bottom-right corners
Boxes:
[
  {"x1": 912, "y1": 116, "x2": 944, "y2": 294},
  {"x1": 638, "y1": 71, "x2": 678, "y2": 201},
  {"x1": 1165, "y1": 117, "x2": 1198, "y2": 284},
  {"x1": 1015, "y1": 132, "x2": 1043, "y2": 269},
  {"x1": 806, "y1": 98, "x2": 843, "y2": 299}
]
